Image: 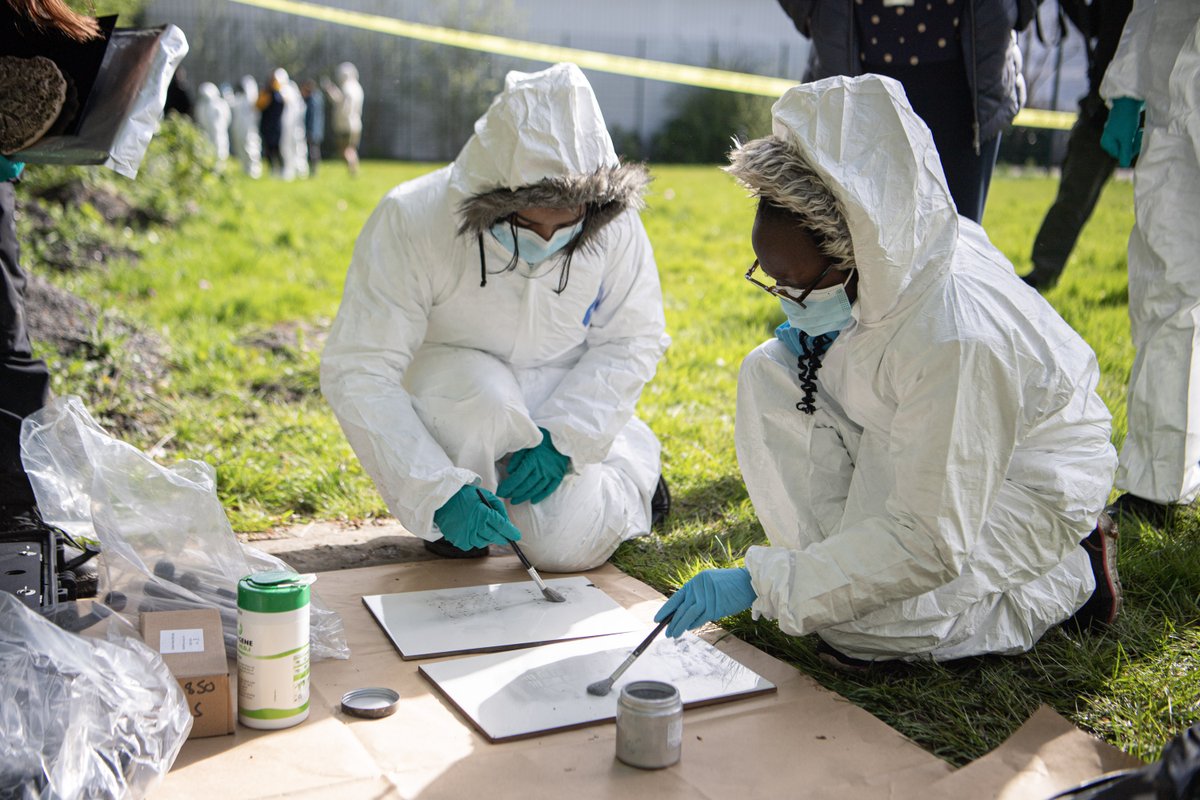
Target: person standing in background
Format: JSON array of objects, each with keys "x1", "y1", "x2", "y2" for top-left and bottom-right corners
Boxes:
[
  {"x1": 1099, "y1": 0, "x2": 1200, "y2": 525},
  {"x1": 321, "y1": 62, "x2": 363, "y2": 177},
  {"x1": 229, "y1": 74, "x2": 262, "y2": 179},
  {"x1": 301, "y1": 79, "x2": 324, "y2": 176},
  {"x1": 257, "y1": 70, "x2": 285, "y2": 176},
  {"x1": 777, "y1": 0, "x2": 1038, "y2": 223},
  {"x1": 1022, "y1": 0, "x2": 1133, "y2": 291},
  {"x1": 193, "y1": 81, "x2": 231, "y2": 166},
  {"x1": 277, "y1": 70, "x2": 307, "y2": 180}
]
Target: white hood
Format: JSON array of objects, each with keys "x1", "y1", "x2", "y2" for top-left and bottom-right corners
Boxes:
[
  {"x1": 449, "y1": 63, "x2": 617, "y2": 200},
  {"x1": 749, "y1": 75, "x2": 961, "y2": 325}
]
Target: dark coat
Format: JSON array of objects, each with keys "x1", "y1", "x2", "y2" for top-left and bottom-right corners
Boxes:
[{"x1": 778, "y1": 0, "x2": 1041, "y2": 146}]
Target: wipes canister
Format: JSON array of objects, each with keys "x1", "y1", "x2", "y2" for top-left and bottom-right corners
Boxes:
[
  {"x1": 237, "y1": 570, "x2": 311, "y2": 730},
  {"x1": 615, "y1": 680, "x2": 682, "y2": 769}
]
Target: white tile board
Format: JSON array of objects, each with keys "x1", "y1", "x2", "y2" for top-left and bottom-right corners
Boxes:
[
  {"x1": 419, "y1": 630, "x2": 777, "y2": 742},
  {"x1": 362, "y1": 576, "x2": 644, "y2": 660}
]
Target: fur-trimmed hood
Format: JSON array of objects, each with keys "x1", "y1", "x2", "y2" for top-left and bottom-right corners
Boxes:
[
  {"x1": 727, "y1": 75, "x2": 960, "y2": 326},
  {"x1": 448, "y1": 63, "x2": 649, "y2": 250}
]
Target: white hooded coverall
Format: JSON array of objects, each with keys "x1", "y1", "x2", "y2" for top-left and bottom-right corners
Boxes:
[
  {"x1": 734, "y1": 76, "x2": 1117, "y2": 661},
  {"x1": 193, "y1": 82, "x2": 231, "y2": 164},
  {"x1": 321, "y1": 64, "x2": 669, "y2": 571},
  {"x1": 1101, "y1": 0, "x2": 1200, "y2": 505}
]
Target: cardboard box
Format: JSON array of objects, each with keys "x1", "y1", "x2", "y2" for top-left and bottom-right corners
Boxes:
[{"x1": 141, "y1": 608, "x2": 234, "y2": 738}]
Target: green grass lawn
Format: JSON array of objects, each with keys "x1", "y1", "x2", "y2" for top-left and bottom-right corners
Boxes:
[{"x1": 41, "y1": 160, "x2": 1200, "y2": 766}]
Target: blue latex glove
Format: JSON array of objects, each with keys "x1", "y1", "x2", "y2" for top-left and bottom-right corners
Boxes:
[
  {"x1": 1100, "y1": 97, "x2": 1144, "y2": 168},
  {"x1": 775, "y1": 322, "x2": 840, "y2": 359},
  {"x1": 497, "y1": 427, "x2": 571, "y2": 505},
  {"x1": 654, "y1": 567, "x2": 757, "y2": 638},
  {"x1": 0, "y1": 154, "x2": 25, "y2": 182},
  {"x1": 432, "y1": 485, "x2": 522, "y2": 550},
  {"x1": 775, "y1": 321, "x2": 805, "y2": 358}
]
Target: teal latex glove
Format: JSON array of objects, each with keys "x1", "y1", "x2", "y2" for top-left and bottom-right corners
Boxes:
[
  {"x1": 654, "y1": 567, "x2": 757, "y2": 638},
  {"x1": 497, "y1": 427, "x2": 571, "y2": 505},
  {"x1": 0, "y1": 154, "x2": 25, "y2": 182},
  {"x1": 432, "y1": 485, "x2": 522, "y2": 550},
  {"x1": 775, "y1": 321, "x2": 840, "y2": 359},
  {"x1": 1100, "y1": 97, "x2": 1144, "y2": 168}
]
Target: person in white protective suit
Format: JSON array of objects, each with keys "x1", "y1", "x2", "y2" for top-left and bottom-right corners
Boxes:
[
  {"x1": 321, "y1": 63, "x2": 670, "y2": 570},
  {"x1": 1098, "y1": 0, "x2": 1200, "y2": 526},
  {"x1": 193, "y1": 82, "x2": 231, "y2": 165},
  {"x1": 655, "y1": 74, "x2": 1122, "y2": 667},
  {"x1": 229, "y1": 75, "x2": 263, "y2": 179},
  {"x1": 321, "y1": 62, "x2": 364, "y2": 177},
  {"x1": 276, "y1": 70, "x2": 308, "y2": 181}
]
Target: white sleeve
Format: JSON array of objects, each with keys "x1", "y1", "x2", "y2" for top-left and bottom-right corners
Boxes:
[
  {"x1": 320, "y1": 196, "x2": 477, "y2": 538},
  {"x1": 534, "y1": 212, "x2": 670, "y2": 464},
  {"x1": 1100, "y1": 0, "x2": 1157, "y2": 102},
  {"x1": 746, "y1": 338, "x2": 1074, "y2": 634}
]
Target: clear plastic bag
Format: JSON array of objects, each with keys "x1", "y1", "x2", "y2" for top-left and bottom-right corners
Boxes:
[
  {"x1": 0, "y1": 593, "x2": 192, "y2": 800},
  {"x1": 19, "y1": 395, "x2": 350, "y2": 661}
]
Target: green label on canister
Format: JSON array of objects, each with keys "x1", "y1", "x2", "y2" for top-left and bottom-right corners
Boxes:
[{"x1": 237, "y1": 571, "x2": 312, "y2": 730}]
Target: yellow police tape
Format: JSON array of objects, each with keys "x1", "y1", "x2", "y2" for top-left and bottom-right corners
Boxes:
[{"x1": 228, "y1": 0, "x2": 1076, "y2": 131}]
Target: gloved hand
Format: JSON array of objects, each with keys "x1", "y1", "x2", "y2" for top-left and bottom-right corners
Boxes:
[
  {"x1": 775, "y1": 321, "x2": 804, "y2": 358},
  {"x1": 1100, "y1": 97, "x2": 1144, "y2": 168},
  {"x1": 0, "y1": 154, "x2": 25, "y2": 182},
  {"x1": 654, "y1": 567, "x2": 757, "y2": 638},
  {"x1": 432, "y1": 485, "x2": 522, "y2": 550},
  {"x1": 497, "y1": 427, "x2": 571, "y2": 505}
]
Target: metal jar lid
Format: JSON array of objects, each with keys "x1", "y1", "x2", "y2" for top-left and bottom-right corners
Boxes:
[{"x1": 340, "y1": 687, "x2": 400, "y2": 719}]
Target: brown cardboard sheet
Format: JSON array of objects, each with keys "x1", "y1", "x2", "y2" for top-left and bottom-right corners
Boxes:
[
  {"x1": 152, "y1": 557, "x2": 1133, "y2": 799},
  {"x1": 914, "y1": 705, "x2": 1144, "y2": 800}
]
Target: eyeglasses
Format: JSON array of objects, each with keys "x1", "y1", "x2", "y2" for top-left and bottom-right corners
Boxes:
[{"x1": 745, "y1": 259, "x2": 837, "y2": 308}]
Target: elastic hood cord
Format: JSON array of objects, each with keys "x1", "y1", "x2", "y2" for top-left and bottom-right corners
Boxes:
[{"x1": 477, "y1": 233, "x2": 486, "y2": 287}]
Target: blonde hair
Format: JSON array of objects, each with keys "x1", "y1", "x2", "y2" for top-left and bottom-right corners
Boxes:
[
  {"x1": 6, "y1": 0, "x2": 101, "y2": 42},
  {"x1": 725, "y1": 136, "x2": 855, "y2": 272}
]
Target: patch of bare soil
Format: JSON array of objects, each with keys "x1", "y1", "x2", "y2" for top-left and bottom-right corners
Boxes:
[{"x1": 25, "y1": 273, "x2": 171, "y2": 439}]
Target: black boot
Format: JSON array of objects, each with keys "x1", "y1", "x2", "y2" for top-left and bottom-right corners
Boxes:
[
  {"x1": 422, "y1": 537, "x2": 489, "y2": 559},
  {"x1": 1106, "y1": 492, "x2": 1177, "y2": 529},
  {"x1": 651, "y1": 475, "x2": 671, "y2": 529},
  {"x1": 1066, "y1": 511, "x2": 1122, "y2": 631}
]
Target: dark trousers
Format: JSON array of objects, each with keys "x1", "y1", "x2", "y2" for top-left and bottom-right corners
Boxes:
[
  {"x1": 1, "y1": 181, "x2": 50, "y2": 506},
  {"x1": 868, "y1": 59, "x2": 1001, "y2": 224},
  {"x1": 1028, "y1": 94, "x2": 1117, "y2": 287}
]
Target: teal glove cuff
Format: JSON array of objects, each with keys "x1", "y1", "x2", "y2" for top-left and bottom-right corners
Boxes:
[
  {"x1": 0, "y1": 154, "x2": 25, "y2": 182},
  {"x1": 433, "y1": 485, "x2": 521, "y2": 550},
  {"x1": 654, "y1": 567, "x2": 757, "y2": 638},
  {"x1": 775, "y1": 322, "x2": 804, "y2": 358},
  {"x1": 1100, "y1": 97, "x2": 1144, "y2": 168},
  {"x1": 497, "y1": 427, "x2": 571, "y2": 505}
]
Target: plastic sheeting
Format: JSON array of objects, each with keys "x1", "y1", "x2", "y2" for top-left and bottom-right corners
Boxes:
[
  {"x1": 19, "y1": 395, "x2": 350, "y2": 661},
  {"x1": 0, "y1": 593, "x2": 192, "y2": 799}
]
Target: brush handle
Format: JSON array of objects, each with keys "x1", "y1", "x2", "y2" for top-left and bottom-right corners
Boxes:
[
  {"x1": 606, "y1": 617, "x2": 671, "y2": 686},
  {"x1": 632, "y1": 617, "x2": 671, "y2": 658},
  {"x1": 510, "y1": 541, "x2": 555, "y2": 593},
  {"x1": 509, "y1": 540, "x2": 534, "y2": 571}
]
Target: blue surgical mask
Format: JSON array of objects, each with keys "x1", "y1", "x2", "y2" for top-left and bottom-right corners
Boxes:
[
  {"x1": 778, "y1": 270, "x2": 856, "y2": 337},
  {"x1": 490, "y1": 220, "x2": 584, "y2": 266}
]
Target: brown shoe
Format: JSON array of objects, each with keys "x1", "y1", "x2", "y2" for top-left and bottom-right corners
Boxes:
[{"x1": 1067, "y1": 511, "x2": 1122, "y2": 630}]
